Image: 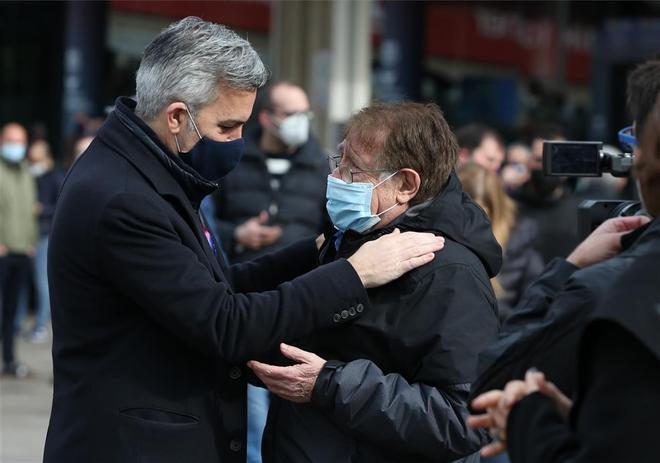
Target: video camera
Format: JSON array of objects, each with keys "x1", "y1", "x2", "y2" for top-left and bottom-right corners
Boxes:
[{"x1": 542, "y1": 132, "x2": 645, "y2": 240}]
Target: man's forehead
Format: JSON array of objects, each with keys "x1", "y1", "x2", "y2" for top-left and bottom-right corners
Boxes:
[{"x1": 271, "y1": 85, "x2": 309, "y2": 112}]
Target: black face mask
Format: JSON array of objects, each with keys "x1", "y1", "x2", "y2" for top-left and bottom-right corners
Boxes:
[{"x1": 175, "y1": 106, "x2": 245, "y2": 182}]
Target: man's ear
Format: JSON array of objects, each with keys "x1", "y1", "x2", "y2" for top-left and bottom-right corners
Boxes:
[
  {"x1": 165, "y1": 102, "x2": 189, "y2": 135},
  {"x1": 395, "y1": 168, "x2": 421, "y2": 205}
]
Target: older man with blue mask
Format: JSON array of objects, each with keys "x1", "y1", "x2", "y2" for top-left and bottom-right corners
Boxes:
[
  {"x1": 250, "y1": 102, "x2": 503, "y2": 463},
  {"x1": 43, "y1": 17, "x2": 444, "y2": 463}
]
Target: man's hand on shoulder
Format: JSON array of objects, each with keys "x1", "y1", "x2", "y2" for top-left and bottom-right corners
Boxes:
[{"x1": 347, "y1": 228, "x2": 444, "y2": 288}]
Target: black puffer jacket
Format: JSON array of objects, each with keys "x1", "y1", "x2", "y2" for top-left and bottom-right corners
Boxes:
[
  {"x1": 497, "y1": 217, "x2": 544, "y2": 320},
  {"x1": 262, "y1": 173, "x2": 502, "y2": 463},
  {"x1": 215, "y1": 126, "x2": 329, "y2": 262}
]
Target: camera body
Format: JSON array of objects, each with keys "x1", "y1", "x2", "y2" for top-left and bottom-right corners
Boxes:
[
  {"x1": 542, "y1": 141, "x2": 634, "y2": 178},
  {"x1": 542, "y1": 140, "x2": 643, "y2": 239}
]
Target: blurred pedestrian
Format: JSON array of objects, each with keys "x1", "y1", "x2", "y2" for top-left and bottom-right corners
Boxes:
[
  {"x1": 458, "y1": 163, "x2": 543, "y2": 320},
  {"x1": 215, "y1": 82, "x2": 328, "y2": 263},
  {"x1": 456, "y1": 123, "x2": 505, "y2": 172},
  {"x1": 500, "y1": 142, "x2": 532, "y2": 192},
  {"x1": 0, "y1": 122, "x2": 37, "y2": 377},
  {"x1": 26, "y1": 140, "x2": 64, "y2": 342}
]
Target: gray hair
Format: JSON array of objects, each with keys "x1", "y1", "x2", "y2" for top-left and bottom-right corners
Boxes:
[{"x1": 135, "y1": 16, "x2": 268, "y2": 121}]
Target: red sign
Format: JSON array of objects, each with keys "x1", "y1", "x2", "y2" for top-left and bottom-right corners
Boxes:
[
  {"x1": 110, "y1": 1, "x2": 270, "y2": 33},
  {"x1": 425, "y1": 4, "x2": 592, "y2": 83}
]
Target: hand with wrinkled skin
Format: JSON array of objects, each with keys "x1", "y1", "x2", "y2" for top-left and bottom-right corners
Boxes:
[
  {"x1": 468, "y1": 370, "x2": 573, "y2": 457},
  {"x1": 348, "y1": 228, "x2": 445, "y2": 288},
  {"x1": 567, "y1": 215, "x2": 650, "y2": 268},
  {"x1": 247, "y1": 343, "x2": 326, "y2": 403}
]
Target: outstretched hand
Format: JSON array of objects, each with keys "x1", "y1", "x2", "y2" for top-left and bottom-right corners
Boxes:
[
  {"x1": 247, "y1": 344, "x2": 326, "y2": 404},
  {"x1": 567, "y1": 215, "x2": 650, "y2": 268}
]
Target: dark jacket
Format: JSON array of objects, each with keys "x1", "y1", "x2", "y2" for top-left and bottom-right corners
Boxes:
[
  {"x1": 215, "y1": 125, "x2": 329, "y2": 262},
  {"x1": 263, "y1": 174, "x2": 502, "y2": 463},
  {"x1": 35, "y1": 167, "x2": 65, "y2": 237},
  {"x1": 470, "y1": 218, "x2": 660, "y2": 404},
  {"x1": 497, "y1": 217, "x2": 544, "y2": 320},
  {"x1": 43, "y1": 97, "x2": 371, "y2": 463},
  {"x1": 507, "y1": 224, "x2": 660, "y2": 462}
]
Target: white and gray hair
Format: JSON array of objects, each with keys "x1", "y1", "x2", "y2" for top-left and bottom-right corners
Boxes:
[{"x1": 135, "y1": 16, "x2": 268, "y2": 121}]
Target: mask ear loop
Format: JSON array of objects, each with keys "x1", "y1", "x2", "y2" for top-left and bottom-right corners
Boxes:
[
  {"x1": 184, "y1": 105, "x2": 203, "y2": 140},
  {"x1": 374, "y1": 170, "x2": 399, "y2": 188},
  {"x1": 373, "y1": 170, "x2": 401, "y2": 217}
]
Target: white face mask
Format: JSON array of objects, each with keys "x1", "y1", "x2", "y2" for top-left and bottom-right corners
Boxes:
[{"x1": 277, "y1": 113, "x2": 310, "y2": 147}]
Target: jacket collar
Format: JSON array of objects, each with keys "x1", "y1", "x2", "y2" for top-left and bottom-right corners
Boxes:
[{"x1": 100, "y1": 97, "x2": 217, "y2": 209}]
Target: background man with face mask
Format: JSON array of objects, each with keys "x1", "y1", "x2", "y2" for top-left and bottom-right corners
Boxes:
[
  {"x1": 214, "y1": 81, "x2": 328, "y2": 263},
  {"x1": 249, "y1": 102, "x2": 502, "y2": 463},
  {"x1": 0, "y1": 122, "x2": 37, "y2": 378},
  {"x1": 43, "y1": 17, "x2": 444, "y2": 463}
]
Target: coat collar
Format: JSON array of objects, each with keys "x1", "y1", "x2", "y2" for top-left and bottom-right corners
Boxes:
[{"x1": 99, "y1": 97, "x2": 217, "y2": 209}]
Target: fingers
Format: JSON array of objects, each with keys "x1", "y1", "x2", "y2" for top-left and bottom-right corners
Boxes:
[
  {"x1": 480, "y1": 441, "x2": 506, "y2": 458},
  {"x1": 257, "y1": 211, "x2": 269, "y2": 224},
  {"x1": 524, "y1": 369, "x2": 546, "y2": 393},
  {"x1": 471, "y1": 390, "x2": 503, "y2": 411},
  {"x1": 602, "y1": 215, "x2": 651, "y2": 233},
  {"x1": 280, "y1": 343, "x2": 314, "y2": 364},
  {"x1": 401, "y1": 253, "x2": 436, "y2": 273},
  {"x1": 467, "y1": 413, "x2": 494, "y2": 429},
  {"x1": 247, "y1": 360, "x2": 294, "y2": 381},
  {"x1": 502, "y1": 380, "x2": 528, "y2": 407}
]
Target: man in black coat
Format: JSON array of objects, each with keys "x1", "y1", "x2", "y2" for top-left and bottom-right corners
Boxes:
[
  {"x1": 42, "y1": 17, "x2": 444, "y2": 463},
  {"x1": 250, "y1": 102, "x2": 502, "y2": 462},
  {"x1": 215, "y1": 82, "x2": 329, "y2": 262},
  {"x1": 467, "y1": 59, "x2": 660, "y2": 461}
]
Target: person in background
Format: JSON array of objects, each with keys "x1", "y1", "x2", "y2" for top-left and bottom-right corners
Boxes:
[
  {"x1": 25, "y1": 140, "x2": 65, "y2": 343},
  {"x1": 456, "y1": 123, "x2": 505, "y2": 172},
  {"x1": 215, "y1": 81, "x2": 328, "y2": 263},
  {"x1": 458, "y1": 163, "x2": 543, "y2": 320},
  {"x1": 0, "y1": 122, "x2": 37, "y2": 377},
  {"x1": 500, "y1": 142, "x2": 532, "y2": 192},
  {"x1": 512, "y1": 125, "x2": 582, "y2": 263}
]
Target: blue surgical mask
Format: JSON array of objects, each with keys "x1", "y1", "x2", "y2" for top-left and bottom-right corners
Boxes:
[
  {"x1": 176, "y1": 106, "x2": 244, "y2": 182},
  {"x1": 1, "y1": 143, "x2": 27, "y2": 164},
  {"x1": 326, "y1": 172, "x2": 399, "y2": 233}
]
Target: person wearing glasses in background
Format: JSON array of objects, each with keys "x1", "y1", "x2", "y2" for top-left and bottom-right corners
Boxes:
[
  {"x1": 214, "y1": 81, "x2": 328, "y2": 264},
  {"x1": 249, "y1": 102, "x2": 503, "y2": 463}
]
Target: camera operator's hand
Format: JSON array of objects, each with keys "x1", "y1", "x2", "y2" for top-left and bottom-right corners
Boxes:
[
  {"x1": 347, "y1": 228, "x2": 444, "y2": 288},
  {"x1": 567, "y1": 215, "x2": 651, "y2": 268}
]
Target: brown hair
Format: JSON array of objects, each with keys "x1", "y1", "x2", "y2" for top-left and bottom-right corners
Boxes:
[
  {"x1": 458, "y1": 162, "x2": 516, "y2": 249},
  {"x1": 344, "y1": 102, "x2": 458, "y2": 205},
  {"x1": 636, "y1": 94, "x2": 660, "y2": 217},
  {"x1": 458, "y1": 162, "x2": 516, "y2": 299}
]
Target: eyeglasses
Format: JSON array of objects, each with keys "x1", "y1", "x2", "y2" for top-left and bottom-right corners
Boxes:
[
  {"x1": 326, "y1": 154, "x2": 392, "y2": 184},
  {"x1": 618, "y1": 126, "x2": 637, "y2": 150}
]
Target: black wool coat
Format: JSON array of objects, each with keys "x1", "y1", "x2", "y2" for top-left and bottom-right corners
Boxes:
[
  {"x1": 43, "y1": 97, "x2": 371, "y2": 463},
  {"x1": 263, "y1": 173, "x2": 502, "y2": 463}
]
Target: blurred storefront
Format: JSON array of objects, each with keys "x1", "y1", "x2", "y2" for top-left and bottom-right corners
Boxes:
[{"x1": 1, "y1": 0, "x2": 659, "y2": 159}]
